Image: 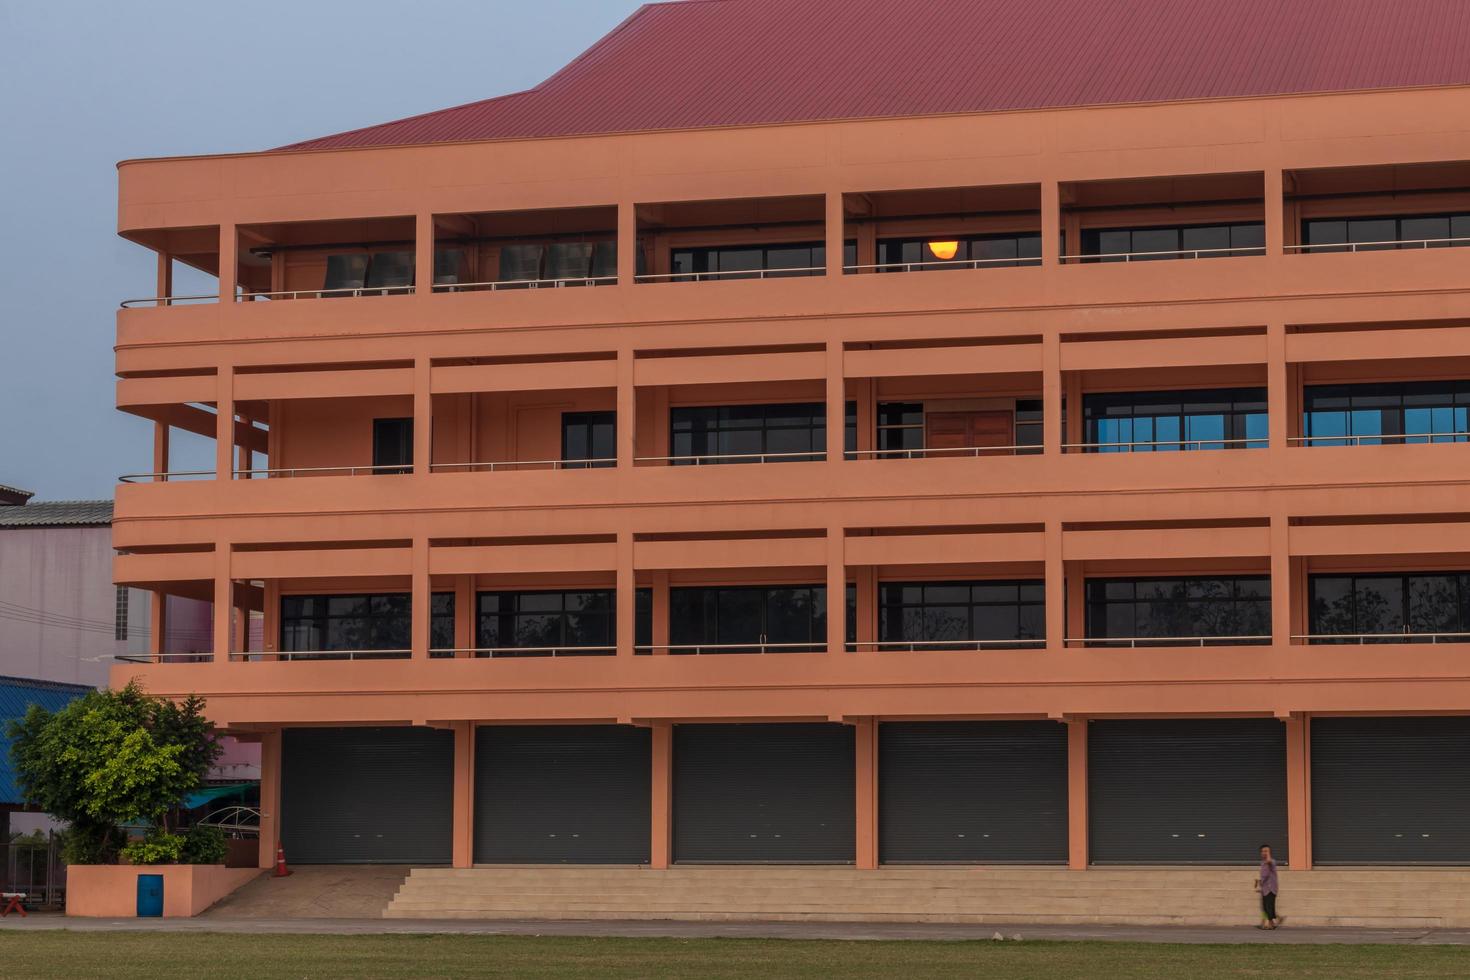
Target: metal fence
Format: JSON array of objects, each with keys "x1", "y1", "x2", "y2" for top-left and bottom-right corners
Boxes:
[{"x1": 5, "y1": 831, "x2": 66, "y2": 907}]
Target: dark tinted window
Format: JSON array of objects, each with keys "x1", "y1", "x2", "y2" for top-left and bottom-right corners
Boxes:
[
  {"x1": 670, "y1": 401, "x2": 856, "y2": 463},
  {"x1": 1084, "y1": 576, "x2": 1271, "y2": 645},
  {"x1": 280, "y1": 591, "x2": 451, "y2": 657},
  {"x1": 562, "y1": 411, "x2": 616, "y2": 468},
  {"x1": 878, "y1": 580, "x2": 1045, "y2": 648},
  {"x1": 669, "y1": 584, "x2": 856, "y2": 653},
  {"x1": 1309, "y1": 572, "x2": 1470, "y2": 643},
  {"x1": 477, "y1": 589, "x2": 638, "y2": 656},
  {"x1": 1080, "y1": 222, "x2": 1265, "y2": 262},
  {"x1": 1302, "y1": 213, "x2": 1470, "y2": 252},
  {"x1": 1083, "y1": 387, "x2": 1268, "y2": 451},
  {"x1": 323, "y1": 253, "x2": 369, "y2": 292},
  {"x1": 669, "y1": 241, "x2": 854, "y2": 280},
  {"x1": 364, "y1": 251, "x2": 414, "y2": 290},
  {"x1": 876, "y1": 233, "x2": 1042, "y2": 271},
  {"x1": 372, "y1": 418, "x2": 413, "y2": 473},
  {"x1": 1302, "y1": 380, "x2": 1470, "y2": 445}
]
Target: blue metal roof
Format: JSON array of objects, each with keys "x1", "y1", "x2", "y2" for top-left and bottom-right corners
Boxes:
[{"x1": 0, "y1": 675, "x2": 92, "y2": 806}]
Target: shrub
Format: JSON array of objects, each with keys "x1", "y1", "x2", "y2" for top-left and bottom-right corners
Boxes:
[
  {"x1": 120, "y1": 831, "x2": 186, "y2": 866},
  {"x1": 181, "y1": 824, "x2": 229, "y2": 865}
]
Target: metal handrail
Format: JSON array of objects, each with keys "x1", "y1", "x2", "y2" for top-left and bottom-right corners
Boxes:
[
  {"x1": 233, "y1": 463, "x2": 409, "y2": 477},
  {"x1": 431, "y1": 646, "x2": 617, "y2": 658},
  {"x1": 641, "y1": 642, "x2": 827, "y2": 654},
  {"x1": 195, "y1": 806, "x2": 261, "y2": 834},
  {"x1": 635, "y1": 450, "x2": 827, "y2": 464},
  {"x1": 114, "y1": 653, "x2": 215, "y2": 664},
  {"x1": 431, "y1": 458, "x2": 616, "y2": 473},
  {"x1": 118, "y1": 470, "x2": 217, "y2": 483},
  {"x1": 1292, "y1": 632, "x2": 1470, "y2": 644},
  {"x1": 1289, "y1": 432, "x2": 1470, "y2": 446},
  {"x1": 635, "y1": 266, "x2": 826, "y2": 282},
  {"x1": 1064, "y1": 635, "x2": 1272, "y2": 647},
  {"x1": 1287, "y1": 237, "x2": 1470, "y2": 253},
  {"x1": 843, "y1": 257, "x2": 1042, "y2": 273},
  {"x1": 1063, "y1": 437, "x2": 1268, "y2": 452},
  {"x1": 853, "y1": 639, "x2": 1047, "y2": 650},
  {"x1": 432, "y1": 276, "x2": 616, "y2": 292},
  {"x1": 848, "y1": 445, "x2": 1033, "y2": 459},
  {"x1": 1061, "y1": 245, "x2": 1266, "y2": 263},
  {"x1": 119, "y1": 294, "x2": 219, "y2": 309},
  {"x1": 238, "y1": 285, "x2": 415, "y2": 301},
  {"x1": 229, "y1": 649, "x2": 412, "y2": 661}
]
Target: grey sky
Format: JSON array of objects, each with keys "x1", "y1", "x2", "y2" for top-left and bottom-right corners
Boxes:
[{"x1": 0, "y1": 0, "x2": 640, "y2": 500}]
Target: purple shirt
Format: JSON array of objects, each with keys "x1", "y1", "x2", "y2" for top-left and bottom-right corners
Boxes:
[{"x1": 1259, "y1": 858, "x2": 1279, "y2": 895}]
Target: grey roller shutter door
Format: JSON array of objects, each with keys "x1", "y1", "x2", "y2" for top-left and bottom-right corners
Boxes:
[
  {"x1": 281, "y1": 726, "x2": 453, "y2": 864},
  {"x1": 879, "y1": 721, "x2": 1068, "y2": 864},
  {"x1": 673, "y1": 723, "x2": 855, "y2": 863},
  {"x1": 1312, "y1": 716, "x2": 1470, "y2": 865},
  {"x1": 474, "y1": 725, "x2": 651, "y2": 864},
  {"x1": 1088, "y1": 719, "x2": 1286, "y2": 864}
]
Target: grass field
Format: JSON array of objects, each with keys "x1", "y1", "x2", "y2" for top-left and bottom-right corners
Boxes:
[{"x1": 3, "y1": 932, "x2": 1470, "y2": 980}]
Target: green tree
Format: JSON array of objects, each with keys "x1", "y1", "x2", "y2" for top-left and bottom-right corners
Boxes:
[{"x1": 6, "y1": 681, "x2": 221, "y2": 864}]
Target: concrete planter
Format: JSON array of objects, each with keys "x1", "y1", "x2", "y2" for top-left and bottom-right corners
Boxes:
[{"x1": 66, "y1": 864, "x2": 262, "y2": 917}]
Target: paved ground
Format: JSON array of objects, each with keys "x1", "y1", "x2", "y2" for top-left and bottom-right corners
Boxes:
[
  {"x1": 205, "y1": 865, "x2": 408, "y2": 919},
  {"x1": 4, "y1": 913, "x2": 1470, "y2": 945}
]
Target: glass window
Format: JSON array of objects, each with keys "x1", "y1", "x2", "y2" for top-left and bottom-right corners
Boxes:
[
  {"x1": 475, "y1": 589, "x2": 629, "y2": 656},
  {"x1": 1084, "y1": 577, "x2": 1271, "y2": 645},
  {"x1": 1081, "y1": 223, "x2": 1265, "y2": 262},
  {"x1": 364, "y1": 251, "x2": 414, "y2": 291},
  {"x1": 433, "y1": 248, "x2": 467, "y2": 286},
  {"x1": 1083, "y1": 388, "x2": 1267, "y2": 451},
  {"x1": 372, "y1": 418, "x2": 413, "y2": 473},
  {"x1": 280, "y1": 591, "x2": 448, "y2": 658},
  {"x1": 878, "y1": 580, "x2": 1044, "y2": 649},
  {"x1": 1301, "y1": 212, "x2": 1470, "y2": 252},
  {"x1": 876, "y1": 232, "x2": 1043, "y2": 271},
  {"x1": 1303, "y1": 380, "x2": 1470, "y2": 446},
  {"x1": 670, "y1": 401, "x2": 856, "y2": 464},
  {"x1": 498, "y1": 244, "x2": 544, "y2": 283},
  {"x1": 562, "y1": 411, "x2": 616, "y2": 468},
  {"x1": 322, "y1": 253, "x2": 369, "y2": 293},
  {"x1": 1309, "y1": 573, "x2": 1470, "y2": 643},
  {"x1": 544, "y1": 243, "x2": 595, "y2": 281},
  {"x1": 669, "y1": 584, "x2": 855, "y2": 654},
  {"x1": 669, "y1": 241, "x2": 852, "y2": 281}
]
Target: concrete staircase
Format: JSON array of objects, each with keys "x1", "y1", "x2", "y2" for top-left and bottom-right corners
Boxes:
[{"x1": 384, "y1": 865, "x2": 1470, "y2": 927}]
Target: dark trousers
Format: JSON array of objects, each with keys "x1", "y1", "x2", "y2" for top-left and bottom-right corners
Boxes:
[{"x1": 1261, "y1": 891, "x2": 1277, "y2": 921}]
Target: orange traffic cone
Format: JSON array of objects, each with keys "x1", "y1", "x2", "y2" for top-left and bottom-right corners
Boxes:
[{"x1": 273, "y1": 845, "x2": 292, "y2": 877}]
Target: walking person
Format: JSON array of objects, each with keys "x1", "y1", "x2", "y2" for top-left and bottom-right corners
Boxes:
[{"x1": 1255, "y1": 843, "x2": 1283, "y2": 929}]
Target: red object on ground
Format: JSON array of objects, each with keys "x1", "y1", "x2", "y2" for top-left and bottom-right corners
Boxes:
[
  {"x1": 1, "y1": 893, "x2": 27, "y2": 917},
  {"x1": 273, "y1": 846, "x2": 292, "y2": 878}
]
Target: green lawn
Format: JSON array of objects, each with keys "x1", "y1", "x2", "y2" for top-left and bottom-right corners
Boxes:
[{"x1": 4, "y1": 932, "x2": 1468, "y2": 979}]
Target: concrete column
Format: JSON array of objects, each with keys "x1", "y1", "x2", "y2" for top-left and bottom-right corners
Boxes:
[
  {"x1": 650, "y1": 721, "x2": 673, "y2": 868},
  {"x1": 827, "y1": 524, "x2": 846, "y2": 653},
  {"x1": 258, "y1": 731, "x2": 282, "y2": 869},
  {"x1": 1067, "y1": 718, "x2": 1088, "y2": 869},
  {"x1": 1045, "y1": 521, "x2": 1066, "y2": 649},
  {"x1": 854, "y1": 717, "x2": 878, "y2": 869},
  {"x1": 652, "y1": 571, "x2": 671, "y2": 655},
  {"x1": 263, "y1": 580, "x2": 281, "y2": 658},
  {"x1": 1063, "y1": 372, "x2": 1085, "y2": 447},
  {"x1": 412, "y1": 537, "x2": 430, "y2": 658},
  {"x1": 455, "y1": 575, "x2": 475, "y2": 657},
  {"x1": 452, "y1": 721, "x2": 475, "y2": 868},
  {"x1": 413, "y1": 357, "x2": 432, "y2": 475},
  {"x1": 617, "y1": 203, "x2": 638, "y2": 285},
  {"x1": 826, "y1": 341, "x2": 845, "y2": 462},
  {"x1": 1043, "y1": 334, "x2": 1062, "y2": 456},
  {"x1": 1041, "y1": 179, "x2": 1060, "y2": 266},
  {"x1": 617, "y1": 350, "x2": 636, "y2": 467},
  {"x1": 1066, "y1": 562, "x2": 1086, "y2": 642},
  {"x1": 218, "y1": 224, "x2": 236, "y2": 303},
  {"x1": 152, "y1": 421, "x2": 169, "y2": 482},
  {"x1": 617, "y1": 531, "x2": 635, "y2": 657},
  {"x1": 1265, "y1": 167, "x2": 1285, "y2": 257},
  {"x1": 213, "y1": 542, "x2": 232, "y2": 662},
  {"x1": 415, "y1": 212, "x2": 435, "y2": 296},
  {"x1": 155, "y1": 251, "x2": 173, "y2": 306},
  {"x1": 826, "y1": 191, "x2": 845, "y2": 277},
  {"x1": 215, "y1": 366, "x2": 234, "y2": 481},
  {"x1": 1284, "y1": 715, "x2": 1311, "y2": 869},
  {"x1": 1267, "y1": 323, "x2": 1289, "y2": 451},
  {"x1": 1270, "y1": 512, "x2": 1292, "y2": 646},
  {"x1": 149, "y1": 590, "x2": 166, "y2": 661}
]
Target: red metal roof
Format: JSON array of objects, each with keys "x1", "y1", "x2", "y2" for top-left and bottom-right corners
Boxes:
[{"x1": 282, "y1": 0, "x2": 1470, "y2": 151}]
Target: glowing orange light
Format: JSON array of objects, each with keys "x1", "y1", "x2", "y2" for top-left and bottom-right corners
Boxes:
[{"x1": 926, "y1": 240, "x2": 960, "y2": 261}]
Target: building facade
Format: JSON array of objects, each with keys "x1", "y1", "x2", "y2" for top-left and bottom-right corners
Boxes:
[{"x1": 112, "y1": 0, "x2": 1470, "y2": 876}]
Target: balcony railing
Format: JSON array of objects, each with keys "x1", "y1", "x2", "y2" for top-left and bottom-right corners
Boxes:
[
  {"x1": 119, "y1": 293, "x2": 219, "y2": 309},
  {"x1": 432, "y1": 276, "x2": 616, "y2": 292},
  {"x1": 634, "y1": 267, "x2": 825, "y2": 283},
  {"x1": 640, "y1": 642, "x2": 827, "y2": 655},
  {"x1": 844, "y1": 256, "x2": 1041, "y2": 274},
  {"x1": 1064, "y1": 437, "x2": 1268, "y2": 453},
  {"x1": 229, "y1": 649, "x2": 412, "y2": 661},
  {"x1": 238, "y1": 286, "x2": 415, "y2": 301},
  {"x1": 235, "y1": 464, "x2": 410, "y2": 478},
  {"x1": 1062, "y1": 245, "x2": 1265, "y2": 263},
  {"x1": 1293, "y1": 632, "x2": 1470, "y2": 644},
  {"x1": 114, "y1": 653, "x2": 215, "y2": 664},
  {"x1": 848, "y1": 445, "x2": 1034, "y2": 460},
  {"x1": 636, "y1": 450, "x2": 827, "y2": 465},
  {"x1": 430, "y1": 458, "x2": 615, "y2": 473},
  {"x1": 118, "y1": 470, "x2": 217, "y2": 484},
  {"x1": 1289, "y1": 432, "x2": 1470, "y2": 446},
  {"x1": 1064, "y1": 635, "x2": 1272, "y2": 648},
  {"x1": 853, "y1": 639, "x2": 1046, "y2": 651},
  {"x1": 429, "y1": 646, "x2": 616, "y2": 658},
  {"x1": 1287, "y1": 236, "x2": 1470, "y2": 253}
]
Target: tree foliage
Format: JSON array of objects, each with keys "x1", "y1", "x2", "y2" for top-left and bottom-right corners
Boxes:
[{"x1": 7, "y1": 681, "x2": 222, "y2": 864}]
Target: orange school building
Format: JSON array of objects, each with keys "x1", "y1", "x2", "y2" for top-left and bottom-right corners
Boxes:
[{"x1": 112, "y1": 0, "x2": 1470, "y2": 917}]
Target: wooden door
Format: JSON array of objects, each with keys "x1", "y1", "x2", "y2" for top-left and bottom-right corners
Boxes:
[{"x1": 926, "y1": 410, "x2": 1014, "y2": 456}]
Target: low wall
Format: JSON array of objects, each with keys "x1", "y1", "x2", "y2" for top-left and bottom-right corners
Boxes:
[{"x1": 67, "y1": 864, "x2": 263, "y2": 917}]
